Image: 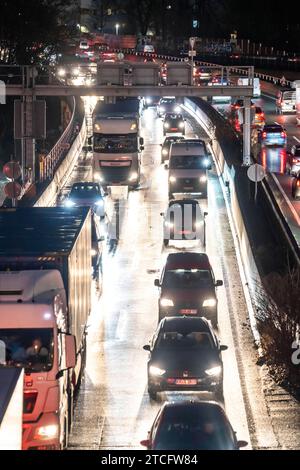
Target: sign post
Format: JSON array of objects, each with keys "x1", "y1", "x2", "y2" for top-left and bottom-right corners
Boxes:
[
  {"x1": 189, "y1": 37, "x2": 197, "y2": 85},
  {"x1": 247, "y1": 163, "x2": 266, "y2": 204}
]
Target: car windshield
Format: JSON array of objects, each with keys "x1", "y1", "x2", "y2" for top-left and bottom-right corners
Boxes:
[
  {"x1": 70, "y1": 185, "x2": 100, "y2": 199},
  {"x1": 0, "y1": 328, "x2": 54, "y2": 372},
  {"x1": 94, "y1": 134, "x2": 138, "y2": 153},
  {"x1": 163, "y1": 269, "x2": 212, "y2": 289},
  {"x1": 154, "y1": 407, "x2": 235, "y2": 450},
  {"x1": 156, "y1": 331, "x2": 213, "y2": 350},
  {"x1": 170, "y1": 156, "x2": 208, "y2": 170}
]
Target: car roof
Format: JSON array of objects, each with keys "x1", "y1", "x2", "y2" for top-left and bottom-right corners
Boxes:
[
  {"x1": 161, "y1": 316, "x2": 212, "y2": 333},
  {"x1": 165, "y1": 252, "x2": 211, "y2": 270},
  {"x1": 162, "y1": 400, "x2": 224, "y2": 412},
  {"x1": 72, "y1": 182, "x2": 99, "y2": 188}
]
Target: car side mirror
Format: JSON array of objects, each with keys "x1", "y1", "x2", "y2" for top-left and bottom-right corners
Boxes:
[
  {"x1": 140, "y1": 439, "x2": 150, "y2": 448},
  {"x1": 87, "y1": 136, "x2": 92, "y2": 146},
  {"x1": 88, "y1": 146, "x2": 93, "y2": 152},
  {"x1": 164, "y1": 164, "x2": 169, "y2": 170},
  {"x1": 237, "y1": 440, "x2": 248, "y2": 449},
  {"x1": 140, "y1": 146, "x2": 145, "y2": 151},
  {"x1": 216, "y1": 280, "x2": 223, "y2": 287},
  {"x1": 65, "y1": 334, "x2": 76, "y2": 369},
  {"x1": 220, "y1": 345, "x2": 228, "y2": 352},
  {"x1": 143, "y1": 345, "x2": 151, "y2": 352},
  {"x1": 154, "y1": 279, "x2": 160, "y2": 287},
  {"x1": 98, "y1": 236, "x2": 105, "y2": 242}
]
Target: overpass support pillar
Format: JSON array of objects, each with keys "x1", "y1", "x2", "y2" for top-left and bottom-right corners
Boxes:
[{"x1": 243, "y1": 96, "x2": 252, "y2": 166}]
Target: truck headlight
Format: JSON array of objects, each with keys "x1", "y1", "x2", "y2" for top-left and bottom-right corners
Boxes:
[
  {"x1": 149, "y1": 366, "x2": 166, "y2": 377},
  {"x1": 205, "y1": 366, "x2": 222, "y2": 377},
  {"x1": 34, "y1": 424, "x2": 59, "y2": 440},
  {"x1": 203, "y1": 298, "x2": 217, "y2": 308},
  {"x1": 160, "y1": 298, "x2": 174, "y2": 307},
  {"x1": 58, "y1": 68, "x2": 66, "y2": 77},
  {"x1": 129, "y1": 172, "x2": 138, "y2": 182},
  {"x1": 95, "y1": 199, "x2": 104, "y2": 207},
  {"x1": 169, "y1": 176, "x2": 176, "y2": 183},
  {"x1": 179, "y1": 122, "x2": 185, "y2": 128},
  {"x1": 164, "y1": 123, "x2": 170, "y2": 129},
  {"x1": 162, "y1": 149, "x2": 168, "y2": 156},
  {"x1": 199, "y1": 176, "x2": 207, "y2": 183}
]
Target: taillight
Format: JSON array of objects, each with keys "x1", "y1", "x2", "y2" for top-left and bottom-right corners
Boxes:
[
  {"x1": 281, "y1": 132, "x2": 286, "y2": 138},
  {"x1": 262, "y1": 132, "x2": 267, "y2": 139},
  {"x1": 297, "y1": 180, "x2": 300, "y2": 187},
  {"x1": 23, "y1": 391, "x2": 38, "y2": 414},
  {"x1": 293, "y1": 158, "x2": 300, "y2": 164}
]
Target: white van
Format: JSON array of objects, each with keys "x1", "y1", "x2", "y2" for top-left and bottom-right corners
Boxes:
[{"x1": 167, "y1": 141, "x2": 212, "y2": 199}]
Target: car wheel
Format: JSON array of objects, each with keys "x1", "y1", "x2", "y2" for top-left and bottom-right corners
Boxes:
[{"x1": 148, "y1": 387, "x2": 158, "y2": 401}]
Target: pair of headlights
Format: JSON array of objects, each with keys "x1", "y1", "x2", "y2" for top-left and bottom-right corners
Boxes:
[
  {"x1": 160, "y1": 298, "x2": 216, "y2": 308},
  {"x1": 149, "y1": 365, "x2": 221, "y2": 377}
]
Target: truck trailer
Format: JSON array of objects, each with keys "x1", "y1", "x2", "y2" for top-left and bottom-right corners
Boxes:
[{"x1": 0, "y1": 207, "x2": 92, "y2": 450}]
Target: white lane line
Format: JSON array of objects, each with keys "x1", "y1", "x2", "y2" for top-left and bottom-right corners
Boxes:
[
  {"x1": 271, "y1": 174, "x2": 300, "y2": 226},
  {"x1": 274, "y1": 121, "x2": 280, "y2": 125},
  {"x1": 293, "y1": 136, "x2": 300, "y2": 144}
]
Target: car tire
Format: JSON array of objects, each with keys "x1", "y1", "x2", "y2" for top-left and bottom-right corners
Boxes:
[{"x1": 148, "y1": 387, "x2": 158, "y2": 401}]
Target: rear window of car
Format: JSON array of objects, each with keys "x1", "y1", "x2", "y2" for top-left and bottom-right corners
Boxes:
[{"x1": 264, "y1": 126, "x2": 282, "y2": 133}]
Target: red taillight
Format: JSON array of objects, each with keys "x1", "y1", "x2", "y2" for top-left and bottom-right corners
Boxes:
[
  {"x1": 259, "y1": 113, "x2": 265, "y2": 118},
  {"x1": 281, "y1": 132, "x2": 286, "y2": 138},
  {"x1": 297, "y1": 180, "x2": 300, "y2": 187},
  {"x1": 262, "y1": 132, "x2": 267, "y2": 139},
  {"x1": 23, "y1": 391, "x2": 38, "y2": 414},
  {"x1": 293, "y1": 158, "x2": 300, "y2": 164}
]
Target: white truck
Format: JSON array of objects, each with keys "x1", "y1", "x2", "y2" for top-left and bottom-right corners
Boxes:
[
  {"x1": 91, "y1": 99, "x2": 144, "y2": 189},
  {"x1": 0, "y1": 207, "x2": 92, "y2": 450}
]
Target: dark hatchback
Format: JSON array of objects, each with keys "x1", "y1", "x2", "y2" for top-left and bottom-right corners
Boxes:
[
  {"x1": 155, "y1": 252, "x2": 223, "y2": 327},
  {"x1": 141, "y1": 401, "x2": 247, "y2": 450},
  {"x1": 143, "y1": 317, "x2": 227, "y2": 400}
]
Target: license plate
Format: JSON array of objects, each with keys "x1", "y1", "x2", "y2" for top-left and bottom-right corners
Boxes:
[
  {"x1": 171, "y1": 128, "x2": 178, "y2": 131},
  {"x1": 178, "y1": 230, "x2": 192, "y2": 235},
  {"x1": 180, "y1": 309, "x2": 197, "y2": 315},
  {"x1": 175, "y1": 379, "x2": 197, "y2": 386}
]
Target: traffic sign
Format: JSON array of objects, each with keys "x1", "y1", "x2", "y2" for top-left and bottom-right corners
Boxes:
[
  {"x1": 188, "y1": 50, "x2": 196, "y2": 58},
  {"x1": 3, "y1": 161, "x2": 22, "y2": 180},
  {"x1": 4, "y1": 181, "x2": 22, "y2": 199},
  {"x1": 118, "y1": 53, "x2": 125, "y2": 61},
  {"x1": 247, "y1": 164, "x2": 266, "y2": 182}
]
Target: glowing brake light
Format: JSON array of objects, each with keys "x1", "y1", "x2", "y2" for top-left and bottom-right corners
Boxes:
[
  {"x1": 297, "y1": 180, "x2": 300, "y2": 187},
  {"x1": 281, "y1": 132, "x2": 286, "y2": 138},
  {"x1": 262, "y1": 132, "x2": 267, "y2": 139}
]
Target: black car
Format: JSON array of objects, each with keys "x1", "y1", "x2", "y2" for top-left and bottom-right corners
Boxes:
[
  {"x1": 161, "y1": 136, "x2": 184, "y2": 163},
  {"x1": 140, "y1": 401, "x2": 247, "y2": 450},
  {"x1": 143, "y1": 317, "x2": 227, "y2": 401},
  {"x1": 154, "y1": 252, "x2": 223, "y2": 326},
  {"x1": 163, "y1": 113, "x2": 186, "y2": 136},
  {"x1": 157, "y1": 97, "x2": 179, "y2": 117},
  {"x1": 161, "y1": 199, "x2": 205, "y2": 247},
  {"x1": 292, "y1": 175, "x2": 300, "y2": 200}
]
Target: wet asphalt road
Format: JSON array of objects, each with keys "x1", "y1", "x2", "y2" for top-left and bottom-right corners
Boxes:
[{"x1": 62, "y1": 105, "x2": 300, "y2": 450}]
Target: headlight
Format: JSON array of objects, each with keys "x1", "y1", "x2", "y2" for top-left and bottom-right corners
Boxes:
[
  {"x1": 65, "y1": 200, "x2": 75, "y2": 208},
  {"x1": 205, "y1": 366, "x2": 222, "y2": 377},
  {"x1": 164, "y1": 123, "x2": 170, "y2": 129},
  {"x1": 204, "y1": 158, "x2": 210, "y2": 167},
  {"x1": 194, "y1": 221, "x2": 202, "y2": 229},
  {"x1": 174, "y1": 106, "x2": 181, "y2": 113},
  {"x1": 179, "y1": 122, "x2": 185, "y2": 128},
  {"x1": 58, "y1": 68, "x2": 66, "y2": 77},
  {"x1": 160, "y1": 298, "x2": 174, "y2": 307},
  {"x1": 169, "y1": 176, "x2": 176, "y2": 183},
  {"x1": 164, "y1": 221, "x2": 174, "y2": 229},
  {"x1": 130, "y1": 123, "x2": 137, "y2": 131},
  {"x1": 72, "y1": 68, "x2": 80, "y2": 76},
  {"x1": 94, "y1": 123, "x2": 101, "y2": 132},
  {"x1": 34, "y1": 424, "x2": 58, "y2": 440},
  {"x1": 160, "y1": 106, "x2": 165, "y2": 112},
  {"x1": 149, "y1": 366, "x2": 166, "y2": 377},
  {"x1": 146, "y1": 98, "x2": 152, "y2": 104},
  {"x1": 129, "y1": 172, "x2": 138, "y2": 182},
  {"x1": 91, "y1": 248, "x2": 98, "y2": 257},
  {"x1": 199, "y1": 176, "x2": 207, "y2": 183},
  {"x1": 162, "y1": 149, "x2": 168, "y2": 156},
  {"x1": 95, "y1": 199, "x2": 104, "y2": 207},
  {"x1": 203, "y1": 298, "x2": 217, "y2": 308}
]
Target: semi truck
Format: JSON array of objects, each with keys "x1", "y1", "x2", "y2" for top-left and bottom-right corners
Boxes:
[
  {"x1": 0, "y1": 207, "x2": 92, "y2": 450},
  {"x1": 91, "y1": 99, "x2": 144, "y2": 189}
]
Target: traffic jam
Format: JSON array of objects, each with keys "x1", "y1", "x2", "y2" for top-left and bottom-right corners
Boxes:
[{"x1": 0, "y1": 36, "x2": 299, "y2": 453}]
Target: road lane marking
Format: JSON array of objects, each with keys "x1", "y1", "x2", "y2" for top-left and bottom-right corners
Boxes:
[
  {"x1": 293, "y1": 136, "x2": 300, "y2": 144},
  {"x1": 271, "y1": 174, "x2": 300, "y2": 226}
]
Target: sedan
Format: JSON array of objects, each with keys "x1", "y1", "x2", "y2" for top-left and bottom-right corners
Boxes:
[
  {"x1": 163, "y1": 113, "x2": 186, "y2": 136},
  {"x1": 292, "y1": 175, "x2": 300, "y2": 200},
  {"x1": 65, "y1": 182, "x2": 106, "y2": 218},
  {"x1": 143, "y1": 317, "x2": 227, "y2": 401},
  {"x1": 261, "y1": 124, "x2": 287, "y2": 147},
  {"x1": 154, "y1": 252, "x2": 223, "y2": 326},
  {"x1": 161, "y1": 136, "x2": 184, "y2": 163},
  {"x1": 140, "y1": 401, "x2": 248, "y2": 450}
]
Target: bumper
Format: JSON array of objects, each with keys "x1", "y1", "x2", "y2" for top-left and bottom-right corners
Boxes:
[
  {"x1": 169, "y1": 181, "x2": 207, "y2": 195},
  {"x1": 22, "y1": 413, "x2": 60, "y2": 451},
  {"x1": 148, "y1": 376, "x2": 222, "y2": 393}
]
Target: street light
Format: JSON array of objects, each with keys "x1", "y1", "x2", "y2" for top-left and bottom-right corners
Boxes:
[{"x1": 115, "y1": 23, "x2": 120, "y2": 36}]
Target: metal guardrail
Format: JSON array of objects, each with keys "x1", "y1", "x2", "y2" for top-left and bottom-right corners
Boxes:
[{"x1": 39, "y1": 97, "x2": 77, "y2": 183}]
